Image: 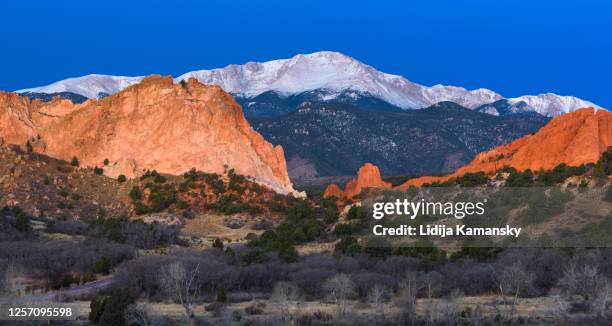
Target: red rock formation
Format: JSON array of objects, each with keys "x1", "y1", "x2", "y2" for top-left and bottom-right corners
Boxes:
[
  {"x1": 323, "y1": 183, "x2": 346, "y2": 200},
  {"x1": 0, "y1": 75, "x2": 300, "y2": 195},
  {"x1": 324, "y1": 163, "x2": 391, "y2": 200},
  {"x1": 398, "y1": 108, "x2": 612, "y2": 189},
  {"x1": 0, "y1": 92, "x2": 37, "y2": 145}
]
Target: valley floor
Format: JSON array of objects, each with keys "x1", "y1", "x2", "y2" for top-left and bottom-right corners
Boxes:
[{"x1": 0, "y1": 295, "x2": 578, "y2": 325}]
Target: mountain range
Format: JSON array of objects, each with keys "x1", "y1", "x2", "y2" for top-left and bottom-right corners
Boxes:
[
  {"x1": 15, "y1": 51, "x2": 600, "y2": 118},
  {"x1": 322, "y1": 107, "x2": 611, "y2": 198},
  {"x1": 252, "y1": 101, "x2": 549, "y2": 179}
]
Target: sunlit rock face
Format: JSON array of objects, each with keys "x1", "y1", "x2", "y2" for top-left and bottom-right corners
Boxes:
[
  {"x1": 399, "y1": 108, "x2": 612, "y2": 188},
  {"x1": 0, "y1": 75, "x2": 299, "y2": 195},
  {"x1": 324, "y1": 163, "x2": 391, "y2": 200}
]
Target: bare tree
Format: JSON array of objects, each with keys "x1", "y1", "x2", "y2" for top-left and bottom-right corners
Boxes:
[
  {"x1": 1, "y1": 261, "x2": 22, "y2": 296},
  {"x1": 323, "y1": 274, "x2": 356, "y2": 319},
  {"x1": 394, "y1": 272, "x2": 422, "y2": 325},
  {"x1": 158, "y1": 261, "x2": 201, "y2": 325},
  {"x1": 423, "y1": 289, "x2": 462, "y2": 325},
  {"x1": 558, "y1": 263, "x2": 611, "y2": 316},
  {"x1": 496, "y1": 263, "x2": 535, "y2": 317},
  {"x1": 367, "y1": 284, "x2": 389, "y2": 322},
  {"x1": 125, "y1": 303, "x2": 151, "y2": 326},
  {"x1": 548, "y1": 289, "x2": 570, "y2": 321},
  {"x1": 469, "y1": 305, "x2": 484, "y2": 326},
  {"x1": 271, "y1": 281, "x2": 301, "y2": 324},
  {"x1": 592, "y1": 279, "x2": 612, "y2": 317},
  {"x1": 422, "y1": 271, "x2": 442, "y2": 299}
]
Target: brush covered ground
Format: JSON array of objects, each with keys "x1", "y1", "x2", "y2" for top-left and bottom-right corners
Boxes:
[{"x1": 1, "y1": 146, "x2": 612, "y2": 325}]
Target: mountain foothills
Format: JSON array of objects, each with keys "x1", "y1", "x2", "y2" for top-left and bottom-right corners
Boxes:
[
  {"x1": 16, "y1": 52, "x2": 600, "y2": 118},
  {"x1": 253, "y1": 101, "x2": 549, "y2": 179},
  {"x1": 0, "y1": 75, "x2": 299, "y2": 195},
  {"x1": 398, "y1": 108, "x2": 612, "y2": 188}
]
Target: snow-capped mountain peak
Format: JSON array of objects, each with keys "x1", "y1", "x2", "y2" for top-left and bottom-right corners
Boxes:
[
  {"x1": 17, "y1": 74, "x2": 144, "y2": 99},
  {"x1": 508, "y1": 93, "x2": 599, "y2": 116},
  {"x1": 14, "y1": 51, "x2": 601, "y2": 117},
  {"x1": 176, "y1": 51, "x2": 502, "y2": 110}
]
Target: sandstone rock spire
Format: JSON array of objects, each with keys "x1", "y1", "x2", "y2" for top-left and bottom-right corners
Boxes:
[{"x1": 324, "y1": 163, "x2": 391, "y2": 200}]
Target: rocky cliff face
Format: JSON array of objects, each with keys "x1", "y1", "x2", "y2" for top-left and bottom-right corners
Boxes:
[
  {"x1": 0, "y1": 75, "x2": 299, "y2": 195},
  {"x1": 324, "y1": 163, "x2": 391, "y2": 200},
  {"x1": 399, "y1": 108, "x2": 612, "y2": 188}
]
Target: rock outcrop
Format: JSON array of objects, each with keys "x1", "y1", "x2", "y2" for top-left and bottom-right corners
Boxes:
[
  {"x1": 398, "y1": 108, "x2": 612, "y2": 188},
  {"x1": 324, "y1": 163, "x2": 391, "y2": 200},
  {"x1": 323, "y1": 183, "x2": 346, "y2": 200},
  {"x1": 0, "y1": 75, "x2": 299, "y2": 195}
]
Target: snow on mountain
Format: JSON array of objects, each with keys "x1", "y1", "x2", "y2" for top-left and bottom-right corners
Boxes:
[
  {"x1": 14, "y1": 51, "x2": 601, "y2": 117},
  {"x1": 177, "y1": 51, "x2": 503, "y2": 110},
  {"x1": 508, "y1": 93, "x2": 600, "y2": 116},
  {"x1": 17, "y1": 74, "x2": 144, "y2": 99}
]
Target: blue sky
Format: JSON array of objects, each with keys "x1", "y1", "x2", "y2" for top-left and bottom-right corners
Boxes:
[{"x1": 1, "y1": 0, "x2": 610, "y2": 106}]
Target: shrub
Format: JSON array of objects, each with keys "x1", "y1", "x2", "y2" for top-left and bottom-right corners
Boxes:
[
  {"x1": 13, "y1": 209, "x2": 30, "y2": 233},
  {"x1": 93, "y1": 256, "x2": 111, "y2": 275},
  {"x1": 88, "y1": 218, "x2": 177, "y2": 249},
  {"x1": 519, "y1": 188, "x2": 573, "y2": 225},
  {"x1": 89, "y1": 289, "x2": 135, "y2": 326},
  {"x1": 363, "y1": 238, "x2": 393, "y2": 258},
  {"x1": 347, "y1": 205, "x2": 362, "y2": 220},
  {"x1": 538, "y1": 163, "x2": 586, "y2": 186},
  {"x1": 252, "y1": 219, "x2": 273, "y2": 230},
  {"x1": 228, "y1": 169, "x2": 247, "y2": 192},
  {"x1": 505, "y1": 170, "x2": 533, "y2": 187},
  {"x1": 176, "y1": 200, "x2": 190, "y2": 210},
  {"x1": 129, "y1": 187, "x2": 142, "y2": 201},
  {"x1": 393, "y1": 240, "x2": 447, "y2": 268},
  {"x1": 242, "y1": 248, "x2": 269, "y2": 265},
  {"x1": 213, "y1": 238, "x2": 224, "y2": 250},
  {"x1": 217, "y1": 287, "x2": 227, "y2": 302},
  {"x1": 605, "y1": 187, "x2": 612, "y2": 203},
  {"x1": 153, "y1": 174, "x2": 166, "y2": 184},
  {"x1": 596, "y1": 147, "x2": 612, "y2": 175},
  {"x1": 94, "y1": 166, "x2": 104, "y2": 175},
  {"x1": 134, "y1": 202, "x2": 149, "y2": 215},
  {"x1": 279, "y1": 244, "x2": 299, "y2": 263},
  {"x1": 58, "y1": 274, "x2": 77, "y2": 289},
  {"x1": 71, "y1": 156, "x2": 79, "y2": 167},
  {"x1": 333, "y1": 223, "x2": 360, "y2": 236},
  {"x1": 334, "y1": 237, "x2": 362, "y2": 256},
  {"x1": 148, "y1": 185, "x2": 177, "y2": 212},
  {"x1": 117, "y1": 175, "x2": 126, "y2": 183},
  {"x1": 245, "y1": 303, "x2": 265, "y2": 315},
  {"x1": 204, "y1": 173, "x2": 225, "y2": 194},
  {"x1": 455, "y1": 172, "x2": 489, "y2": 187},
  {"x1": 103, "y1": 158, "x2": 109, "y2": 166},
  {"x1": 323, "y1": 206, "x2": 339, "y2": 224},
  {"x1": 84, "y1": 271, "x2": 96, "y2": 282},
  {"x1": 205, "y1": 302, "x2": 226, "y2": 317}
]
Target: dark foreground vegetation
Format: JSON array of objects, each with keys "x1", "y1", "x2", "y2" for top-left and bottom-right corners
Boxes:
[{"x1": 0, "y1": 149, "x2": 610, "y2": 325}]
